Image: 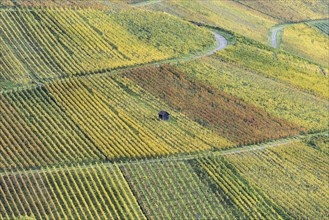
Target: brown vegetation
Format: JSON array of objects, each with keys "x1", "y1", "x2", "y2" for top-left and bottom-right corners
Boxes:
[{"x1": 120, "y1": 65, "x2": 302, "y2": 145}]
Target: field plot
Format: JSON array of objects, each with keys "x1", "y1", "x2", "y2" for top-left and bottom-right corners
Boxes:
[
  {"x1": 178, "y1": 54, "x2": 329, "y2": 131},
  {"x1": 121, "y1": 153, "x2": 299, "y2": 219},
  {"x1": 0, "y1": 87, "x2": 105, "y2": 171},
  {"x1": 86, "y1": 74, "x2": 232, "y2": 150},
  {"x1": 109, "y1": 10, "x2": 215, "y2": 57},
  {"x1": 120, "y1": 160, "x2": 232, "y2": 219},
  {"x1": 46, "y1": 76, "x2": 231, "y2": 158},
  {"x1": 281, "y1": 23, "x2": 329, "y2": 67},
  {"x1": 236, "y1": 0, "x2": 329, "y2": 21},
  {"x1": 192, "y1": 156, "x2": 289, "y2": 219},
  {"x1": 214, "y1": 36, "x2": 329, "y2": 98},
  {"x1": 121, "y1": 65, "x2": 301, "y2": 145},
  {"x1": 0, "y1": 163, "x2": 145, "y2": 220},
  {"x1": 0, "y1": 7, "x2": 214, "y2": 87},
  {"x1": 0, "y1": 72, "x2": 232, "y2": 171},
  {"x1": 225, "y1": 141, "x2": 329, "y2": 219},
  {"x1": 142, "y1": 0, "x2": 276, "y2": 44}
]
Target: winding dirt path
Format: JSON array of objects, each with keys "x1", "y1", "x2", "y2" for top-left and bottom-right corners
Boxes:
[
  {"x1": 270, "y1": 19, "x2": 329, "y2": 48},
  {"x1": 203, "y1": 32, "x2": 228, "y2": 56},
  {"x1": 130, "y1": 0, "x2": 162, "y2": 6},
  {"x1": 271, "y1": 26, "x2": 285, "y2": 48}
]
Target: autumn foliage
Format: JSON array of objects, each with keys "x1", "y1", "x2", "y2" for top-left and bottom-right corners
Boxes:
[{"x1": 122, "y1": 65, "x2": 302, "y2": 145}]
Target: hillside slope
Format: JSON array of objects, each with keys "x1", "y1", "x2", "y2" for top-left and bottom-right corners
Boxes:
[
  {"x1": 281, "y1": 23, "x2": 329, "y2": 66},
  {"x1": 236, "y1": 0, "x2": 329, "y2": 21},
  {"x1": 141, "y1": 0, "x2": 277, "y2": 44},
  {"x1": 0, "y1": 2, "x2": 328, "y2": 220},
  {"x1": 178, "y1": 35, "x2": 329, "y2": 131},
  {"x1": 0, "y1": 7, "x2": 214, "y2": 89},
  {"x1": 1, "y1": 138, "x2": 328, "y2": 219}
]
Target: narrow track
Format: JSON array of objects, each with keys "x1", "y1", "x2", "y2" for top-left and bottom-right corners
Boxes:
[
  {"x1": 271, "y1": 26, "x2": 285, "y2": 48},
  {"x1": 0, "y1": 29, "x2": 227, "y2": 94},
  {"x1": 1, "y1": 131, "x2": 326, "y2": 176},
  {"x1": 130, "y1": 0, "x2": 162, "y2": 6},
  {"x1": 270, "y1": 19, "x2": 329, "y2": 48}
]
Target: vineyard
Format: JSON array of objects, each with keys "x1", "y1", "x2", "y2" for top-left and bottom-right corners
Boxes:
[
  {"x1": 1, "y1": 0, "x2": 133, "y2": 9},
  {"x1": 142, "y1": 0, "x2": 277, "y2": 44},
  {"x1": 303, "y1": 134, "x2": 329, "y2": 155},
  {"x1": 312, "y1": 20, "x2": 329, "y2": 35},
  {"x1": 1, "y1": 137, "x2": 327, "y2": 219},
  {"x1": 225, "y1": 140, "x2": 329, "y2": 219},
  {"x1": 0, "y1": 7, "x2": 214, "y2": 88},
  {"x1": 0, "y1": 163, "x2": 146, "y2": 219},
  {"x1": 0, "y1": 73, "x2": 233, "y2": 171},
  {"x1": 281, "y1": 23, "x2": 329, "y2": 67},
  {"x1": 235, "y1": 0, "x2": 329, "y2": 21},
  {"x1": 178, "y1": 50, "x2": 329, "y2": 131},
  {"x1": 0, "y1": 1, "x2": 328, "y2": 219},
  {"x1": 109, "y1": 10, "x2": 215, "y2": 56},
  {"x1": 0, "y1": 87, "x2": 105, "y2": 170},
  {"x1": 214, "y1": 35, "x2": 329, "y2": 98},
  {"x1": 120, "y1": 65, "x2": 301, "y2": 144},
  {"x1": 121, "y1": 157, "x2": 284, "y2": 219}
]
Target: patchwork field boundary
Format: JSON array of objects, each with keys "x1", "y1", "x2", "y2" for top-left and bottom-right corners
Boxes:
[
  {"x1": 1, "y1": 131, "x2": 326, "y2": 177},
  {"x1": 0, "y1": 28, "x2": 226, "y2": 94}
]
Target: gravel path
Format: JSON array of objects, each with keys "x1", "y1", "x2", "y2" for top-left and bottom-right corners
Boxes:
[
  {"x1": 193, "y1": 32, "x2": 228, "y2": 59},
  {"x1": 205, "y1": 32, "x2": 228, "y2": 55},
  {"x1": 271, "y1": 26, "x2": 284, "y2": 48},
  {"x1": 130, "y1": 0, "x2": 161, "y2": 6}
]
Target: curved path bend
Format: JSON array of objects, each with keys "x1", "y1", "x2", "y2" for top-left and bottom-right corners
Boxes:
[
  {"x1": 130, "y1": 0, "x2": 228, "y2": 56},
  {"x1": 271, "y1": 26, "x2": 285, "y2": 48},
  {"x1": 202, "y1": 32, "x2": 228, "y2": 57},
  {"x1": 270, "y1": 19, "x2": 329, "y2": 48},
  {"x1": 130, "y1": 0, "x2": 162, "y2": 6}
]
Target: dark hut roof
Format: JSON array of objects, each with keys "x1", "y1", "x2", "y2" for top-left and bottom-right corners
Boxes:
[{"x1": 159, "y1": 110, "x2": 170, "y2": 120}]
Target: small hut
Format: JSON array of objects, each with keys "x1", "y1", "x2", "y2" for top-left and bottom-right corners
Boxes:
[{"x1": 158, "y1": 111, "x2": 170, "y2": 121}]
